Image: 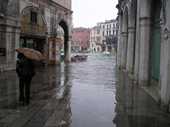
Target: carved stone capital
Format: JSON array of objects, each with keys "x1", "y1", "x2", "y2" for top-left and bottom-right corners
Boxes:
[
  {"x1": 164, "y1": 27, "x2": 170, "y2": 40},
  {"x1": 128, "y1": 27, "x2": 136, "y2": 33}
]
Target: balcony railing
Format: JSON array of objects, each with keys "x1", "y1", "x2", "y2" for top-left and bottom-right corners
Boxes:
[{"x1": 21, "y1": 23, "x2": 46, "y2": 35}]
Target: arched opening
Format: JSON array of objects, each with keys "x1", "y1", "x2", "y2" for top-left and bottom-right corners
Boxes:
[
  {"x1": 20, "y1": 6, "x2": 47, "y2": 54},
  {"x1": 56, "y1": 25, "x2": 65, "y2": 62},
  {"x1": 94, "y1": 48, "x2": 96, "y2": 52},
  {"x1": 0, "y1": 0, "x2": 8, "y2": 15},
  {"x1": 150, "y1": 0, "x2": 162, "y2": 81},
  {"x1": 97, "y1": 47, "x2": 100, "y2": 52},
  {"x1": 59, "y1": 20, "x2": 69, "y2": 62},
  {"x1": 19, "y1": 6, "x2": 47, "y2": 66}
]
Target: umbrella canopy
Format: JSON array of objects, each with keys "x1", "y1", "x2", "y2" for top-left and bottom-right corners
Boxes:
[{"x1": 16, "y1": 48, "x2": 44, "y2": 61}]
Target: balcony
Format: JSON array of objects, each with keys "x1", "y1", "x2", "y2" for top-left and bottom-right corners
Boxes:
[{"x1": 21, "y1": 23, "x2": 46, "y2": 36}]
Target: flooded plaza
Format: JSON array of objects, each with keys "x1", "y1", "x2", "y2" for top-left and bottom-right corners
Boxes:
[{"x1": 0, "y1": 54, "x2": 170, "y2": 127}]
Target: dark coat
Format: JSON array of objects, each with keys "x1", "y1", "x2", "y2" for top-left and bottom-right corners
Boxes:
[{"x1": 16, "y1": 57, "x2": 35, "y2": 78}]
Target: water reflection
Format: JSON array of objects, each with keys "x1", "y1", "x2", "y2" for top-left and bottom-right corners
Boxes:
[
  {"x1": 1, "y1": 54, "x2": 170, "y2": 127},
  {"x1": 56, "y1": 63, "x2": 72, "y2": 126},
  {"x1": 70, "y1": 54, "x2": 170, "y2": 127},
  {"x1": 0, "y1": 71, "x2": 18, "y2": 109},
  {"x1": 70, "y1": 54, "x2": 116, "y2": 127},
  {"x1": 33, "y1": 64, "x2": 72, "y2": 127},
  {"x1": 113, "y1": 70, "x2": 170, "y2": 127},
  {"x1": 0, "y1": 64, "x2": 72, "y2": 127}
]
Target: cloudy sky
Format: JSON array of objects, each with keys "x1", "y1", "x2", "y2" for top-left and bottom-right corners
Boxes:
[{"x1": 72, "y1": 0, "x2": 118, "y2": 28}]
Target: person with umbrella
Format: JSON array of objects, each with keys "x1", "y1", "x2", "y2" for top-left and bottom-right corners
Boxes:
[
  {"x1": 16, "y1": 53, "x2": 35, "y2": 105},
  {"x1": 16, "y1": 48, "x2": 44, "y2": 105}
]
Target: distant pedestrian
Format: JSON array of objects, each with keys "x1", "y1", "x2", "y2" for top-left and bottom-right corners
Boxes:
[{"x1": 16, "y1": 53, "x2": 35, "y2": 105}]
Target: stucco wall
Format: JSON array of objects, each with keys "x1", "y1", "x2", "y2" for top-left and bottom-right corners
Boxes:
[{"x1": 52, "y1": 0, "x2": 71, "y2": 10}]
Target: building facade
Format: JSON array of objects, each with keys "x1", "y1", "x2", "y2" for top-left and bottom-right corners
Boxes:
[
  {"x1": 90, "y1": 26, "x2": 102, "y2": 53},
  {"x1": 0, "y1": 0, "x2": 72, "y2": 71},
  {"x1": 98, "y1": 20, "x2": 118, "y2": 52},
  {"x1": 72, "y1": 27, "x2": 90, "y2": 52},
  {"x1": 117, "y1": 0, "x2": 170, "y2": 109},
  {"x1": 90, "y1": 20, "x2": 118, "y2": 53}
]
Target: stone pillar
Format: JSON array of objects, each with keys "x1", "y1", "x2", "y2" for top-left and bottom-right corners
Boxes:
[
  {"x1": 126, "y1": 27, "x2": 135, "y2": 73},
  {"x1": 6, "y1": 27, "x2": 14, "y2": 66},
  {"x1": 138, "y1": 0, "x2": 152, "y2": 85},
  {"x1": 64, "y1": 36, "x2": 71, "y2": 62},
  {"x1": 160, "y1": 28, "x2": 170, "y2": 107},
  {"x1": 117, "y1": 13, "x2": 123, "y2": 67},
  {"x1": 126, "y1": 3, "x2": 136, "y2": 74},
  {"x1": 121, "y1": 10, "x2": 128, "y2": 69},
  {"x1": 64, "y1": 16, "x2": 72, "y2": 63},
  {"x1": 160, "y1": 0, "x2": 170, "y2": 108},
  {"x1": 121, "y1": 32, "x2": 128, "y2": 69},
  {"x1": 6, "y1": 28, "x2": 19, "y2": 69},
  {"x1": 134, "y1": 0, "x2": 140, "y2": 81},
  {"x1": 14, "y1": 27, "x2": 20, "y2": 64},
  {"x1": 138, "y1": 18, "x2": 151, "y2": 85}
]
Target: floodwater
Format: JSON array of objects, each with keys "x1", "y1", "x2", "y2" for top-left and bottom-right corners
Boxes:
[
  {"x1": 69, "y1": 54, "x2": 170, "y2": 127},
  {"x1": 70, "y1": 54, "x2": 116, "y2": 127},
  {"x1": 0, "y1": 53, "x2": 170, "y2": 127}
]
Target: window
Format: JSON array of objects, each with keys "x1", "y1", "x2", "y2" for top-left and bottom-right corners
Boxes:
[
  {"x1": 31, "y1": 11, "x2": 37, "y2": 23},
  {"x1": 0, "y1": 48, "x2": 5, "y2": 56},
  {"x1": 97, "y1": 29, "x2": 100, "y2": 34},
  {"x1": 97, "y1": 37, "x2": 100, "y2": 42},
  {"x1": 0, "y1": 33, "x2": 6, "y2": 56},
  {"x1": 116, "y1": 30, "x2": 118, "y2": 35}
]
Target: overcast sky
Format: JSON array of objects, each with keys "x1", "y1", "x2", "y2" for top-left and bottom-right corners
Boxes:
[{"x1": 72, "y1": 0, "x2": 118, "y2": 28}]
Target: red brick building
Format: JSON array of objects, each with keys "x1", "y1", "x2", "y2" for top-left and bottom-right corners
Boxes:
[{"x1": 72, "y1": 27, "x2": 90, "y2": 52}]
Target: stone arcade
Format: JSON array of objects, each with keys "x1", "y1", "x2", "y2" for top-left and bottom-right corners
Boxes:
[{"x1": 117, "y1": 0, "x2": 170, "y2": 110}]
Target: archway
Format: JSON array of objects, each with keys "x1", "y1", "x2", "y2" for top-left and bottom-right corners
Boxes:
[
  {"x1": 59, "y1": 20, "x2": 70, "y2": 62},
  {"x1": 150, "y1": 0, "x2": 162, "y2": 81},
  {"x1": 20, "y1": 6, "x2": 47, "y2": 53}
]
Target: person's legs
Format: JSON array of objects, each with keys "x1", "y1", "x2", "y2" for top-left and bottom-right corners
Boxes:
[
  {"x1": 25, "y1": 77, "x2": 32, "y2": 105},
  {"x1": 19, "y1": 78, "x2": 24, "y2": 102}
]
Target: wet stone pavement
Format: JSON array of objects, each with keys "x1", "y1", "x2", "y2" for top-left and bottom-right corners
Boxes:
[{"x1": 0, "y1": 54, "x2": 170, "y2": 127}]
